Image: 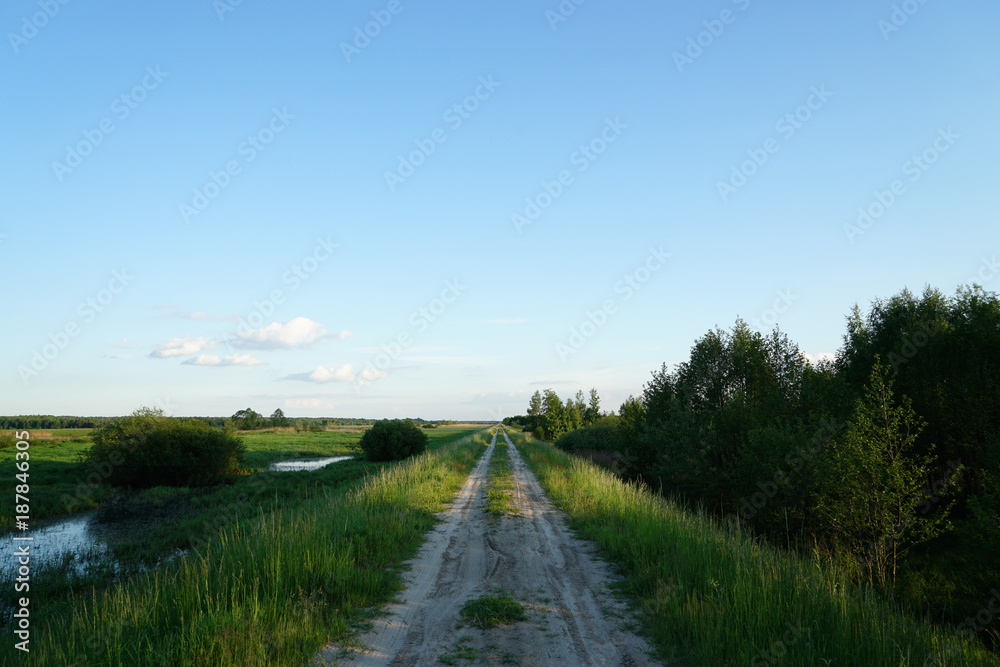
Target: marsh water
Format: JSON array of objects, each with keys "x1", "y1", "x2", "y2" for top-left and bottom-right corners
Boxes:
[
  {"x1": 1, "y1": 509, "x2": 162, "y2": 576},
  {"x1": 268, "y1": 455, "x2": 353, "y2": 471},
  {"x1": 2, "y1": 455, "x2": 355, "y2": 575}
]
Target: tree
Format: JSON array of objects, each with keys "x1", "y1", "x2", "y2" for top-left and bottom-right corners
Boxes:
[
  {"x1": 355, "y1": 419, "x2": 428, "y2": 461},
  {"x1": 566, "y1": 395, "x2": 583, "y2": 432},
  {"x1": 231, "y1": 408, "x2": 263, "y2": 430},
  {"x1": 641, "y1": 320, "x2": 808, "y2": 507},
  {"x1": 616, "y1": 395, "x2": 648, "y2": 477},
  {"x1": 269, "y1": 408, "x2": 290, "y2": 428},
  {"x1": 814, "y1": 358, "x2": 953, "y2": 586},
  {"x1": 837, "y1": 285, "x2": 1000, "y2": 499},
  {"x1": 584, "y1": 388, "x2": 601, "y2": 425},
  {"x1": 540, "y1": 389, "x2": 567, "y2": 441},
  {"x1": 527, "y1": 391, "x2": 543, "y2": 433}
]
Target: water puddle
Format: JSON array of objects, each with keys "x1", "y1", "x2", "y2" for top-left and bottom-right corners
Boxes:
[
  {"x1": 3, "y1": 511, "x2": 112, "y2": 572},
  {"x1": 1, "y1": 456, "x2": 355, "y2": 577},
  {"x1": 268, "y1": 455, "x2": 353, "y2": 472}
]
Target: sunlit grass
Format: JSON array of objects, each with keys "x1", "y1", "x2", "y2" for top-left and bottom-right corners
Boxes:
[
  {"x1": 511, "y1": 432, "x2": 998, "y2": 666},
  {"x1": 8, "y1": 434, "x2": 490, "y2": 666},
  {"x1": 0, "y1": 423, "x2": 486, "y2": 526}
]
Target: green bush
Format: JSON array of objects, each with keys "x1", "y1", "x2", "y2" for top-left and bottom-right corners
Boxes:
[
  {"x1": 355, "y1": 419, "x2": 428, "y2": 461},
  {"x1": 553, "y1": 418, "x2": 622, "y2": 453},
  {"x1": 85, "y1": 407, "x2": 245, "y2": 488}
]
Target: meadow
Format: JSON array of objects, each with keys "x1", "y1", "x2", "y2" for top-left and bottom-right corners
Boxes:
[
  {"x1": 1, "y1": 424, "x2": 491, "y2": 665},
  {"x1": 0, "y1": 422, "x2": 483, "y2": 526}
]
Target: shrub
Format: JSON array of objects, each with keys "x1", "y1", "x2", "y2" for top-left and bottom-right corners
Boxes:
[
  {"x1": 553, "y1": 418, "x2": 623, "y2": 453},
  {"x1": 355, "y1": 419, "x2": 428, "y2": 462},
  {"x1": 85, "y1": 407, "x2": 245, "y2": 488}
]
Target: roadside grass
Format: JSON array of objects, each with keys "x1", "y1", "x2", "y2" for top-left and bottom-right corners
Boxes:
[
  {"x1": 6, "y1": 433, "x2": 490, "y2": 666},
  {"x1": 510, "y1": 432, "x2": 999, "y2": 666},
  {"x1": 485, "y1": 436, "x2": 515, "y2": 518},
  {"x1": 426, "y1": 424, "x2": 490, "y2": 451},
  {"x1": 459, "y1": 592, "x2": 527, "y2": 630}
]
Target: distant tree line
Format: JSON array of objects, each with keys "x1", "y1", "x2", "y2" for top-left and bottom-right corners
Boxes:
[
  {"x1": 504, "y1": 388, "x2": 603, "y2": 441},
  {"x1": 0, "y1": 416, "x2": 110, "y2": 429},
  {"x1": 0, "y1": 413, "x2": 376, "y2": 431},
  {"x1": 519, "y1": 285, "x2": 1000, "y2": 644}
]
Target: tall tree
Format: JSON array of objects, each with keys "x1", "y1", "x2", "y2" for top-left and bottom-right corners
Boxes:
[
  {"x1": 527, "y1": 390, "x2": 543, "y2": 432},
  {"x1": 231, "y1": 408, "x2": 263, "y2": 431},
  {"x1": 814, "y1": 358, "x2": 953, "y2": 586},
  {"x1": 566, "y1": 396, "x2": 582, "y2": 432},
  {"x1": 541, "y1": 389, "x2": 567, "y2": 441},
  {"x1": 585, "y1": 388, "x2": 601, "y2": 425},
  {"x1": 269, "y1": 408, "x2": 290, "y2": 427}
]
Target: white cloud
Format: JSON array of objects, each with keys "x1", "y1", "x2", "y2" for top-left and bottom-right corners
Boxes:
[
  {"x1": 308, "y1": 364, "x2": 356, "y2": 382},
  {"x1": 150, "y1": 335, "x2": 216, "y2": 358},
  {"x1": 803, "y1": 352, "x2": 837, "y2": 365},
  {"x1": 285, "y1": 363, "x2": 388, "y2": 385},
  {"x1": 358, "y1": 367, "x2": 388, "y2": 382},
  {"x1": 113, "y1": 337, "x2": 137, "y2": 349},
  {"x1": 183, "y1": 353, "x2": 264, "y2": 367},
  {"x1": 233, "y1": 317, "x2": 351, "y2": 350}
]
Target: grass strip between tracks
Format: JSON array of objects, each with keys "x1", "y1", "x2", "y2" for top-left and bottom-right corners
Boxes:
[{"x1": 485, "y1": 434, "x2": 515, "y2": 518}]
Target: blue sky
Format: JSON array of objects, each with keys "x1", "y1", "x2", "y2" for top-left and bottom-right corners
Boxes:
[{"x1": 2, "y1": 0, "x2": 998, "y2": 420}]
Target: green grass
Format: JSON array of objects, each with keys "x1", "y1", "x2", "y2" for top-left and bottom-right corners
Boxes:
[
  {"x1": 5, "y1": 433, "x2": 491, "y2": 666},
  {"x1": 0, "y1": 428, "x2": 107, "y2": 524},
  {"x1": 459, "y1": 592, "x2": 527, "y2": 630},
  {"x1": 0, "y1": 424, "x2": 486, "y2": 526},
  {"x1": 511, "y1": 431, "x2": 999, "y2": 666},
  {"x1": 485, "y1": 435, "x2": 515, "y2": 517},
  {"x1": 239, "y1": 428, "x2": 360, "y2": 468},
  {"x1": 425, "y1": 423, "x2": 490, "y2": 450},
  {"x1": 439, "y1": 636, "x2": 478, "y2": 664}
]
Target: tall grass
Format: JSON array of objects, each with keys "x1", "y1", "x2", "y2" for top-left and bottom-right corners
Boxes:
[
  {"x1": 8, "y1": 434, "x2": 488, "y2": 666},
  {"x1": 513, "y1": 433, "x2": 997, "y2": 666}
]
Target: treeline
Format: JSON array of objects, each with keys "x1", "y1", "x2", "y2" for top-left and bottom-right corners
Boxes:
[
  {"x1": 0, "y1": 416, "x2": 110, "y2": 429},
  {"x1": 504, "y1": 388, "x2": 602, "y2": 440},
  {"x1": 0, "y1": 413, "x2": 375, "y2": 431},
  {"x1": 519, "y1": 284, "x2": 1000, "y2": 646}
]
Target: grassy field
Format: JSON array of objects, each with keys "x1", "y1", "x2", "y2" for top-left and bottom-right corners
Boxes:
[
  {"x1": 511, "y1": 431, "x2": 999, "y2": 666},
  {"x1": 5, "y1": 430, "x2": 492, "y2": 666},
  {"x1": 0, "y1": 423, "x2": 485, "y2": 525},
  {"x1": 0, "y1": 428, "x2": 108, "y2": 524},
  {"x1": 239, "y1": 428, "x2": 360, "y2": 468}
]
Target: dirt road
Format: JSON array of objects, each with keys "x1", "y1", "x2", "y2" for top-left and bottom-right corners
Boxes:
[{"x1": 316, "y1": 429, "x2": 659, "y2": 666}]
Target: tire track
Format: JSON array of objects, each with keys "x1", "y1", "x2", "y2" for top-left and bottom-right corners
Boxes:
[{"x1": 315, "y1": 428, "x2": 659, "y2": 666}]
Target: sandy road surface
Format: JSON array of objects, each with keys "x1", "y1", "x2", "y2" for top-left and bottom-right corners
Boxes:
[{"x1": 316, "y1": 429, "x2": 659, "y2": 666}]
